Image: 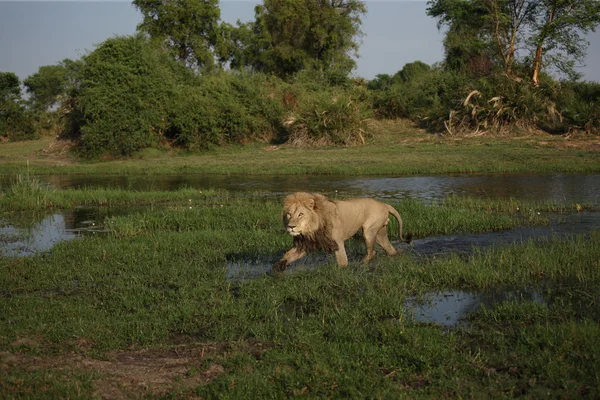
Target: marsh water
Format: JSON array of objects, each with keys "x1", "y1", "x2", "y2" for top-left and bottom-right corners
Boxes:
[
  {"x1": 2, "y1": 173, "x2": 599, "y2": 326},
  {"x1": 8, "y1": 172, "x2": 600, "y2": 203}
]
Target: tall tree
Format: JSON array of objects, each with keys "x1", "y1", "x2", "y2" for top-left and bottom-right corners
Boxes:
[
  {"x1": 23, "y1": 59, "x2": 82, "y2": 112},
  {"x1": 428, "y1": 0, "x2": 600, "y2": 83},
  {"x1": 427, "y1": 0, "x2": 493, "y2": 74},
  {"x1": 483, "y1": 0, "x2": 537, "y2": 75},
  {"x1": 133, "y1": 0, "x2": 222, "y2": 70},
  {"x1": 230, "y1": 0, "x2": 366, "y2": 78},
  {"x1": 528, "y1": 0, "x2": 600, "y2": 86},
  {"x1": 0, "y1": 72, "x2": 35, "y2": 141},
  {"x1": 0, "y1": 72, "x2": 21, "y2": 103}
]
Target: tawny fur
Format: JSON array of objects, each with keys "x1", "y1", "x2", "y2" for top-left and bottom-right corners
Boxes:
[{"x1": 273, "y1": 192, "x2": 412, "y2": 272}]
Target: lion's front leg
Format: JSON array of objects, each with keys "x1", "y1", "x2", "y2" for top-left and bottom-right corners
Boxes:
[
  {"x1": 273, "y1": 247, "x2": 306, "y2": 272},
  {"x1": 334, "y1": 241, "x2": 348, "y2": 268}
]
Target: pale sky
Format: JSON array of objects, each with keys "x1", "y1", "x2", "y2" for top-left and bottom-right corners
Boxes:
[{"x1": 1, "y1": 0, "x2": 599, "y2": 83}]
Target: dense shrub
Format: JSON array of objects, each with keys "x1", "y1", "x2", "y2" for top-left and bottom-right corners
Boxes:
[
  {"x1": 555, "y1": 81, "x2": 600, "y2": 133},
  {"x1": 71, "y1": 34, "x2": 186, "y2": 158},
  {"x1": 369, "y1": 66, "x2": 600, "y2": 135},
  {"x1": 0, "y1": 72, "x2": 37, "y2": 141},
  {"x1": 285, "y1": 84, "x2": 372, "y2": 145},
  {"x1": 0, "y1": 103, "x2": 37, "y2": 141},
  {"x1": 166, "y1": 73, "x2": 285, "y2": 149},
  {"x1": 370, "y1": 68, "x2": 457, "y2": 125}
]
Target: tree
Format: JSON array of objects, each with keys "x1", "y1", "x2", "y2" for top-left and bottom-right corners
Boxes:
[
  {"x1": 427, "y1": 0, "x2": 493, "y2": 74},
  {"x1": 133, "y1": 0, "x2": 222, "y2": 70},
  {"x1": 23, "y1": 59, "x2": 82, "y2": 112},
  {"x1": 0, "y1": 72, "x2": 36, "y2": 141},
  {"x1": 230, "y1": 0, "x2": 367, "y2": 78},
  {"x1": 394, "y1": 61, "x2": 432, "y2": 83},
  {"x1": 367, "y1": 74, "x2": 394, "y2": 90},
  {"x1": 483, "y1": 0, "x2": 537, "y2": 76},
  {"x1": 0, "y1": 72, "x2": 21, "y2": 103},
  {"x1": 528, "y1": 0, "x2": 600, "y2": 86},
  {"x1": 427, "y1": 0, "x2": 600, "y2": 83}
]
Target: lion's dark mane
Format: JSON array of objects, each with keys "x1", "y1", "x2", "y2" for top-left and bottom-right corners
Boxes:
[{"x1": 292, "y1": 217, "x2": 338, "y2": 253}]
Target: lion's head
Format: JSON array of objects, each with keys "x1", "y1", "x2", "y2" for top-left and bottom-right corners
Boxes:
[{"x1": 281, "y1": 192, "x2": 338, "y2": 252}]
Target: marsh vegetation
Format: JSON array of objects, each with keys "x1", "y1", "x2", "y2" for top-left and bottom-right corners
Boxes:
[{"x1": 1, "y1": 177, "x2": 599, "y2": 398}]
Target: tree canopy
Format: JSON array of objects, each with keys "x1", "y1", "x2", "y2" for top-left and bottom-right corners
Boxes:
[
  {"x1": 133, "y1": 0, "x2": 222, "y2": 70},
  {"x1": 23, "y1": 59, "x2": 81, "y2": 112},
  {"x1": 0, "y1": 72, "x2": 36, "y2": 141},
  {"x1": 427, "y1": 0, "x2": 600, "y2": 84},
  {"x1": 228, "y1": 0, "x2": 367, "y2": 78}
]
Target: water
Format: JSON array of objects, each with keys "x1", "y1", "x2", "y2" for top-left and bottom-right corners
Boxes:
[
  {"x1": 404, "y1": 289, "x2": 545, "y2": 327},
  {"x1": 225, "y1": 212, "x2": 600, "y2": 280},
  {"x1": 0, "y1": 208, "x2": 111, "y2": 257},
  {"x1": 2, "y1": 172, "x2": 599, "y2": 328},
  {"x1": 5, "y1": 172, "x2": 600, "y2": 204}
]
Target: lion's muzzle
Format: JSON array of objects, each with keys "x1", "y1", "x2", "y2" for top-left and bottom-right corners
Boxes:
[{"x1": 287, "y1": 225, "x2": 301, "y2": 236}]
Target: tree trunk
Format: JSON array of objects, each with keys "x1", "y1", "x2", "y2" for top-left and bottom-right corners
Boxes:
[
  {"x1": 531, "y1": 44, "x2": 543, "y2": 86},
  {"x1": 532, "y1": 1, "x2": 557, "y2": 86}
]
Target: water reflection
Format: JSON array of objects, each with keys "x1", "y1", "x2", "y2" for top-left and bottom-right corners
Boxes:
[
  {"x1": 0, "y1": 208, "x2": 110, "y2": 257},
  {"x1": 405, "y1": 289, "x2": 545, "y2": 327},
  {"x1": 4, "y1": 173, "x2": 598, "y2": 203}
]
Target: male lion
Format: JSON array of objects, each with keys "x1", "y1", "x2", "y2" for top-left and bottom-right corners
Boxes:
[{"x1": 273, "y1": 192, "x2": 412, "y2": 272}]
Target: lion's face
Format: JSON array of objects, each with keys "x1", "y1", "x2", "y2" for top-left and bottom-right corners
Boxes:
[{"x1": 283, "y1": 204, "x2": 314, "y2": 236}]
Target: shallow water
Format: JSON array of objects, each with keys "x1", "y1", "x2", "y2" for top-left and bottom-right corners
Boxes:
[
  {"x1": 404, "y1": 288, "x2": 545, "y2": 327},
  {"x1": 2, "y1": 173, "x2": 599, "y2": 327},
  {"x1": 7, "y1": 172, "x2": 600, "y2": 203},
  {"x1": 226, "y1": 212, "x2": 600, "y2": 280},
  {"x1": 0, "y1": 208, "x2": 112, "y2": 257}
]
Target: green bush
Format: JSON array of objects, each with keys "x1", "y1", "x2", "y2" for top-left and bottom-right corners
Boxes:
[
  {"x1": 369, "y1": 66, "x2": 594, "y2": 135},
  {"x1": 1, "y1": 72, "x2": 37, "y2": 141},
  {"x1": 555, "y1": 81, "x2": 600, "y2": 134},
  {"x1": 71, "y1": 34, "x2": 186, "y2": 158},
  {"x1": 0, "y1": 102, "x2": 37, "y2": 142},
  {"x1": 370, "y1": 68, "x2": 455, "y2": 126},
  {"x1": 166, "y1": 73, "x2": 285, "y2": 149},
  {"x1": 285, "y1": 84, "x2": 372, "y2": 145}
]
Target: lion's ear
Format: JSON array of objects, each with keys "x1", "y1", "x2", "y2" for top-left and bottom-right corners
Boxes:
[{"x1": 306, "y1": 198, "x2": 315, "y2": 210}]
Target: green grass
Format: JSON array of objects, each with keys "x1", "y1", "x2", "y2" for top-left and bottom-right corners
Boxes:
[
  {"x1": 1, "y1": 190, "x2": 599, "y2": 397},
  {"x1": 1, "y1": 123, "x2": 599, "y2": 176}
]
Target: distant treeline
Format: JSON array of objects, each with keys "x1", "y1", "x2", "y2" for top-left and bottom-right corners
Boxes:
[{"x1": 1, "y1": 0, "x2": 599, "y2": 157}]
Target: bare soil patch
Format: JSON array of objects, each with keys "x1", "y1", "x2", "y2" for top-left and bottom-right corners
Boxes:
[{"x1": 1, "y1": 339, "x2": 273, "y2": 398}]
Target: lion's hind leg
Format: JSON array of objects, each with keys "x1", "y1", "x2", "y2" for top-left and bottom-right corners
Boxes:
[
  {"x1": 361, "y1": 226, "x2": 381, "y2": 264},
  {"x1": 376, "y1": 225, "x2": 398, "y2": 257}
]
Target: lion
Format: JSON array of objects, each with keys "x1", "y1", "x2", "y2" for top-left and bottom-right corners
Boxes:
[{"x1": 272, "y1": 192, "x2": 412, "y2": 272}]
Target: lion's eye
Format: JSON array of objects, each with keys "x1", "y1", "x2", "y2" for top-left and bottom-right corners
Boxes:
[
  {"x1": 298, "y1": 213, "x2": 304, "y2": 218},
  {"x1": 286, "y1": 213, "x2": 291, "y2": 219}
]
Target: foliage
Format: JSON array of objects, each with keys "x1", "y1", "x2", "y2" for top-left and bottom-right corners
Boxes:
[
  {"x1": 427, "y1": 0, "x2": 600, "y2": 85},
  {"x1": 370, "y1": 66, "x2": 451, "y2": 122},
  {"x1": 133, "y1": 0, "x2": 222, "y2": 71},
  {"x1": 285, "y1": 91, "x2": 371, "y2": 146},
  {"x1": 394, "y1": 60, "x2": 432, "y2": 83},
  {"x1": 528, "y1": 0, "x2": 600, "y2": 85},
  {"x1": 70, "y1": 34, "x2": 188, "y2": 158},
  {"x1": 23, "y1": 59, "x2": 81, "y2": 113},
  {"x1": 370, "y1": 61, "x2": 600, "y2": 135},
  {"x1": 229, "y1": 0, "x2": 366, "y2": 78},
  {"x1": 166, "y1": 72, "x2": 285, "y2": 149},
  {"x1": 554, "y1": 81, "x2": 600, "y2": 132},
  {"x1": 427, "y1": 0, "x2": 493, "y2": 74},
  {"x1": 0, "y1": 72, "x2": 36, "y2": 141}
]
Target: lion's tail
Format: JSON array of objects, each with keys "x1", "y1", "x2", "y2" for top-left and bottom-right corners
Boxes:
[{"x1": 386, "y1": 204, "x2": 413, "y2": 244}]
